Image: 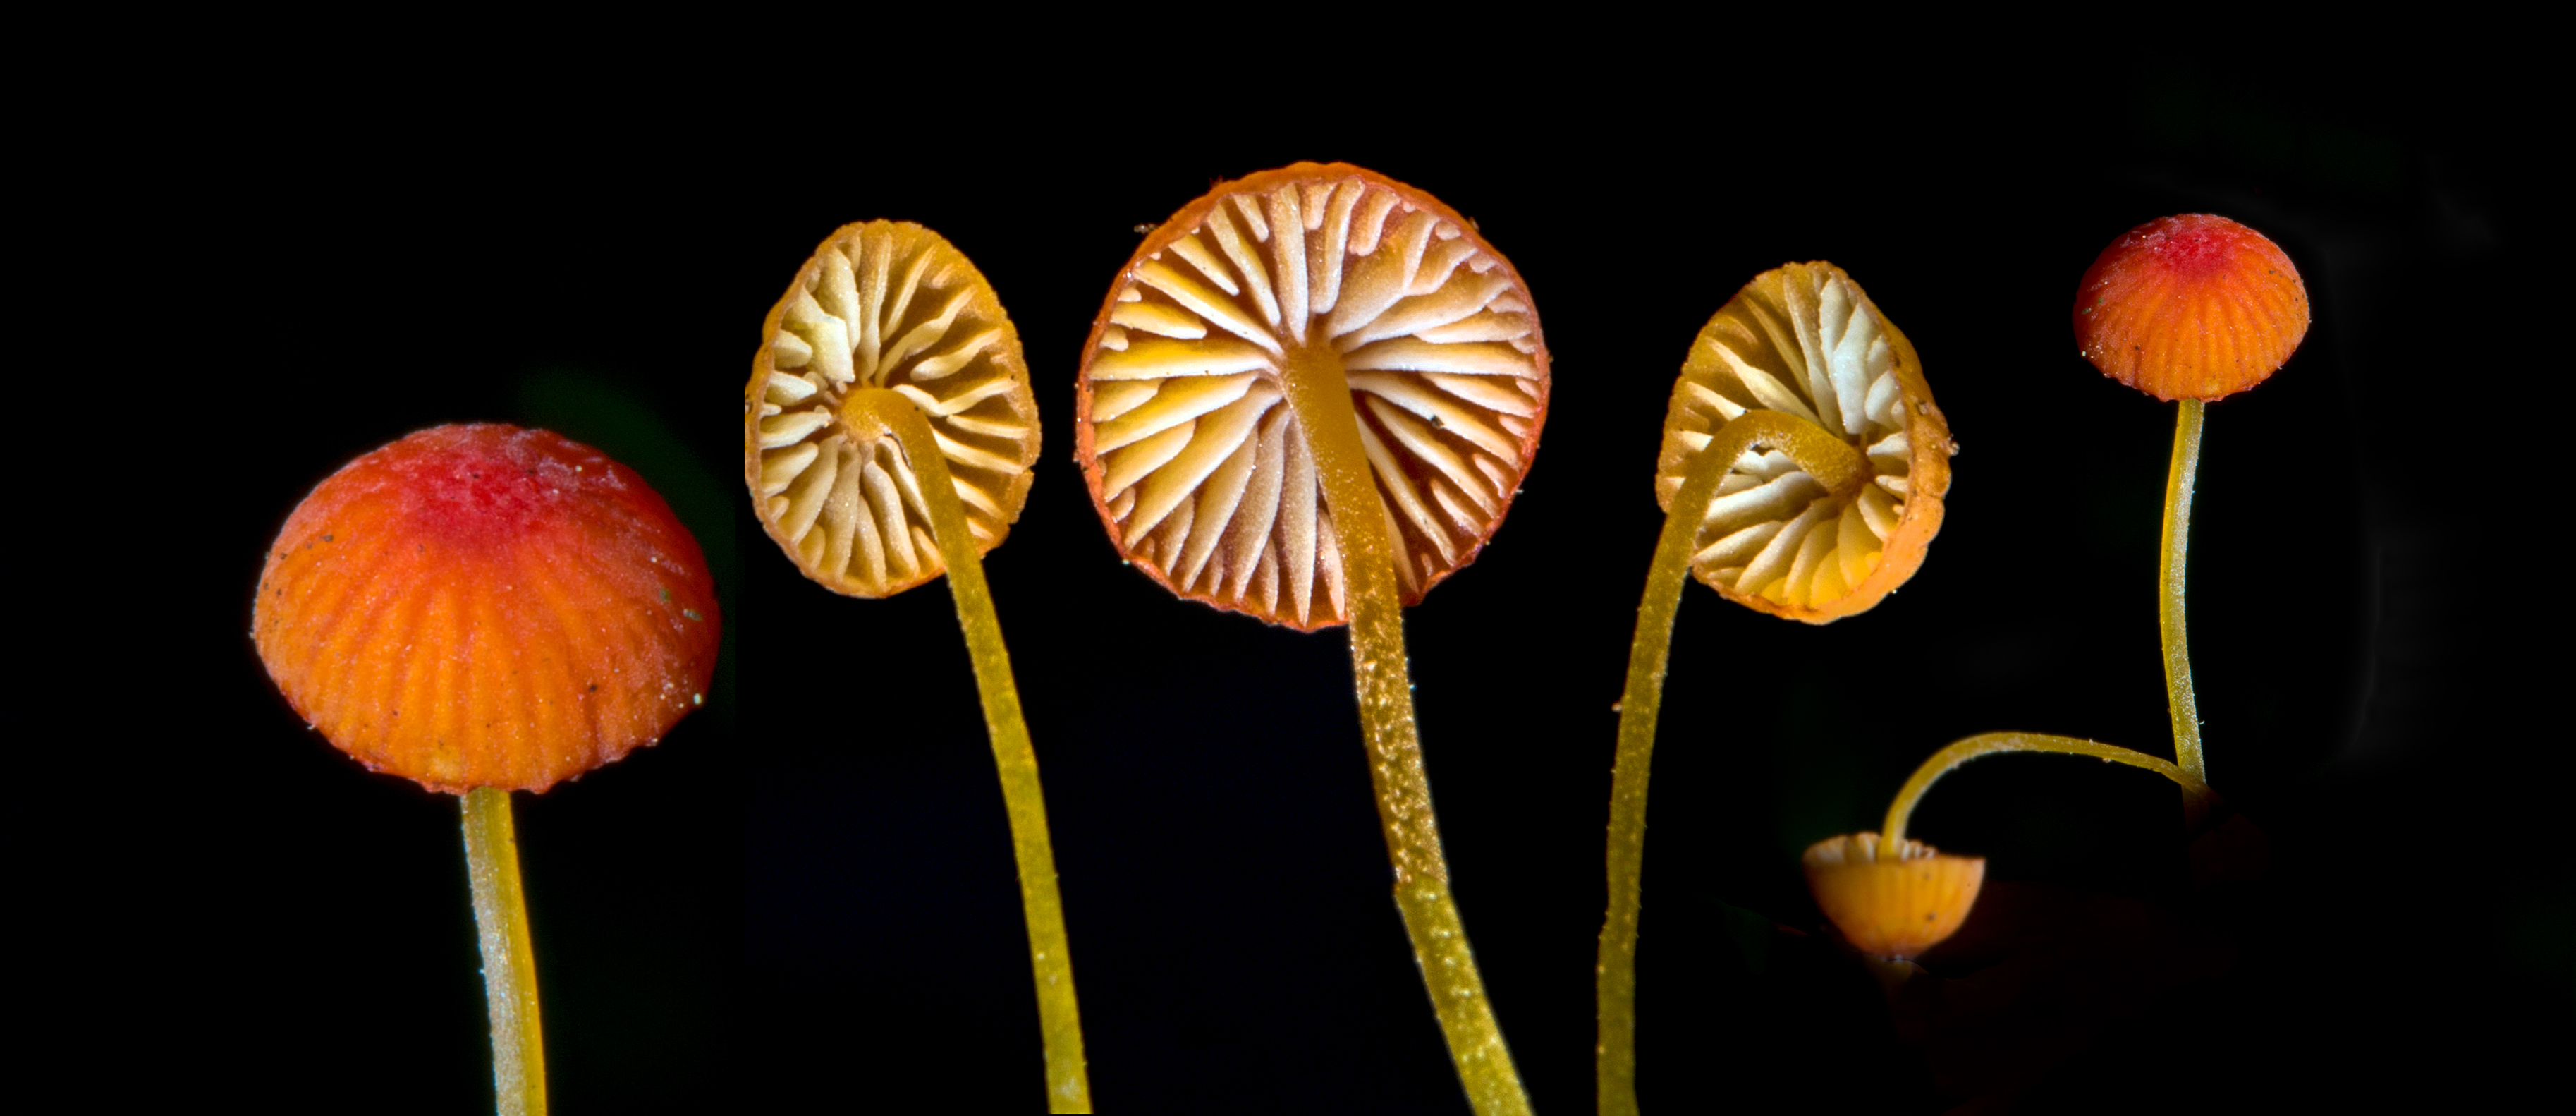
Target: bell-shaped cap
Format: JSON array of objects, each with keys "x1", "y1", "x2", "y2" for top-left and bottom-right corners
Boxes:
[
  {"x1": 1801, "y1": 832, "x2": 1984, "y2": 960},
  {"x1": 255, "y1": 425, "x2": 721, "y2": 793},
  {"x1": 2073, "y1": 214, "x2": 2309, "y2": 401},
  {"x1": 747, "y1": 221, "x2": 1039, "y2": 598},
  {"x1": 1074, "y1": 162, "x2": 1550, "y2": 631},
  {"x1": 1656, "y1": 262, "x2": 1952, "y2": 622}
]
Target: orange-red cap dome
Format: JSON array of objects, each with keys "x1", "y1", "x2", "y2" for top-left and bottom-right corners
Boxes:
[
  {"x1": 2073, "y1": 214, "x2": 2309, "y2": 401},
  {"x1": 255, "y1": 424, "x2": 720, "y2": 793}
]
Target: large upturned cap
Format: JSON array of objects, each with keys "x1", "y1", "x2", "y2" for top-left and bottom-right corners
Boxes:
[
  {"x1": 1656, "y1": 262, "x2": 1952, "y2": 623},
  {"x1": 254, "y1": 424, "x2": 721, "y2": 793},
  {"x1": 1801, "y1": 832, "x2": 1985, "y2": 961},
  {"x1": 2073, "y1": 214, "x2": 2309, "y2": 401},
  {"x1": 747, "y1": 221, "x2": 1040, "y2": 598},
  {"x1": 1074, "y1": 162, "x2": 1550, "y2": 631}
]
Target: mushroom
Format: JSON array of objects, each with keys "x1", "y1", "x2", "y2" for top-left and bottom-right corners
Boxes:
[
  {"x1": 743, "y1": 220, "x2": 1089, "y2": 1110},
  {"x1": 253, "y1": 423, "x2": 721, "y2": 1116},
  {"x1": 1073, "y1": 162, "x2": 1545, "y2": 1116},
  {"x1": 1800, "y1": 832, "x2": 1984, "y2": 964},
  {"x1": 1802, "y1": 732, "x2": 2214, "y2": 962},
  {"x1": 2073, "y1": 214, "x2": 2308, "y2": 792},
  {"x1": 1596, "y1": 262, "x2": 1950, "y2": 1116},
  {"x1": 1656, "y1": 262, "x2": 1951, "y2": 622}
]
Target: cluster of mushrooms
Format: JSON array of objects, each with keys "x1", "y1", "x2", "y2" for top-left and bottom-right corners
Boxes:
[{"x1": 254, "y1": 162, "x2": 2307, "y2": 1115}]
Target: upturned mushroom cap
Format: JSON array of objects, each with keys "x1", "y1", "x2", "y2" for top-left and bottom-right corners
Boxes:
[
  {"x1": 2073, "y1": 214, "x2": 2309, "y2": 401},
  {"x1": 1074, "y1": 162, "x2": 1550, "y2": 631},
  {"x1": 254, "y1": 425, "x2": 721, "y2": 794},
  {"x1": 1801, "y1": 832, "x2": 1984, "y2": 961},
  {"x1": 747, "y1": 221, "x2": 1040, "y2": 598},
  {"x1": 1656, "y1": 262, "x2": 1952, "y2": 623}
]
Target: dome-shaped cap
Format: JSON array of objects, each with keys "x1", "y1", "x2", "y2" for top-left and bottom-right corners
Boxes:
[
  {"x1": 1801, "y1": 832, "x2": 1984, "y2": 961},
  {"x1": 1656, "y1": 262, "x2": 1951, "y2": 623},
  {"x1": 747, "y1": 221, "x2": 1039, "y2": 598},
  {"x1": 255, "y1": 424, "x2": 721, "y2": 793},
  {"x1": 2073, "y1": 214, "x2": 2309, "y2": 401},
  {"x1": 1075, "y1": 162, "x2": 1550, "y2": 631}
]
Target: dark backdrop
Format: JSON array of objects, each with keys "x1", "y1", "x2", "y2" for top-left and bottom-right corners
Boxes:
[{"x1": 137, "y1": 55, "x2": 2551, "y2": 1113}]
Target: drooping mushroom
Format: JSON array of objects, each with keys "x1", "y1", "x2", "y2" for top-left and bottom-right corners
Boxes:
[
  {"x1": 2073, "y1": 214, "x2": 2308, "y2": 793},
  {"x1": 255, "y1": 423, "x2": 721, "y2": 1116},
  {"x1": 743, "y1": 220, "x2": 1089, "y2": 1110},
  {"x1": 1802, "y1": 732, "x2": 2214, "y2": 962},
  {"x1": 1597, "y1": 262, "x2": 1951, "y2": 1116},
  {"x1": 1073, "y1": 162, "x2": 1546, "y2": 1116}
]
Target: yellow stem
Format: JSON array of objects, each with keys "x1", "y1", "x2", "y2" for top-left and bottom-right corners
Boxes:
[
  {"x1": 2160, "y1": 399, "x2": 2208, "y2": 794},
  {"x1": 462, "y1": 787, "x2": 547, "y2": 1116},
  {"x1": 846, "y1": 389, "x2": 1092, "y2": 1112},
  {"x1": 1879, "y1": 732, "x2": 2213, "y2": 857},
  {"x1": 1278, "y1": 348, "x2": 1530, "y2": 1116},
  {"x1": 1597, "y1": 408, "x2": 1859, "y2": 1116}
]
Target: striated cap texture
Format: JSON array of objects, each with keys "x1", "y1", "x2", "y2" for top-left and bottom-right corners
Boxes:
[
  {"x1": 2073, "y1": 214, "x2": 2308, "y2": 401},
  {"x1": 1801, "y1": 832, "x2": 1984, "y2": 960},
  {"x1": 255, "y1": 424, "x2": 721, "y2": 793}
]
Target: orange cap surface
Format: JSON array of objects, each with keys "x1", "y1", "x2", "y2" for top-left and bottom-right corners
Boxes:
[
  {"x1": 2073, "y1": 214, "x2": 2309, "y2": 401},
  {"x1": 255, "y1": 425, "x2": 721, "y2": 793},
  {"x1": 1801, "y1": 832, "x2": 1984, "y2": 960}
]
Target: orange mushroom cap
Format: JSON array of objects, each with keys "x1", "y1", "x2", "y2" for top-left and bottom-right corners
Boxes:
[
  {"x1": 1073, "y1": 162, "x2": 1550, "y2": 631},
  {"x1": 254, "y1": 424, "x2": 721, "y2": 794},
  {"x1": 1657, "y1": 262, "x2": 1951, "y2": 623},
  {"x1": 1801, "y1": 832, "x2": 1984, "y2": 961},
  {"x1": 2073, "y1": 214, "x2": 2309, "y2": 401},
  {"x1": 745, "y1": 221, "x2": 1039, "y2": 598}
]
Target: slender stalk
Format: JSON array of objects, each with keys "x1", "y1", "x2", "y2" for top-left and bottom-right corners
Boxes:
[
  {"x1": 1597, "y1": 411, "x2": 1865, "y2": 1116},
  {"x1": 848, "y1": 389, "x2": 1092, "y2": 1112},
  {"x1": 1280, "y1": 348, "x2": 1530, "y2": 1116},
  {"x1": 2159, "y1": 399, "x2": 2206, "y2": 793},
  {"x1": 1879, "y1": 732, "x2": 2212, "y2": 856},
  {"x1": 462, "y1": 787, "x2": 547, "y2": 1116}
]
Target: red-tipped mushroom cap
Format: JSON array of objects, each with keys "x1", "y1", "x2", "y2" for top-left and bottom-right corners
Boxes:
[
  {"x1": 254, "y1": 424, "x2": 721, "y2": 794},
  {"x1": 1073, "y1": 162, "x2": 1550, "y2": 631},
  {"x1": 2073, "y1": 214, "x2": 2309, "y2": 401}
]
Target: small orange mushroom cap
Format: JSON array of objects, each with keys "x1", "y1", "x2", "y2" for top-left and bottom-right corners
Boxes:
[
  {"x1": 2073, "y1": 214, "x2": 2309, "y2": 401},
  {"x1": 1801, "y1": 832, "x2": 1984, "y2": 961},
  {"x1": 254, "y1": 425, "x2": 721, "y2": 794}
]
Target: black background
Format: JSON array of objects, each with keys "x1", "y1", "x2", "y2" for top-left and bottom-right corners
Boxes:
[{"x1": 118, "y1": 52, "x2": 2553, "y2": 1113}]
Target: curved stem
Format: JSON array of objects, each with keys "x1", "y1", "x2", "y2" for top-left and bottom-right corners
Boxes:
[
  {"x1": 1280, "y1": 349, "x2": 1530, "y2": 1116},
  {"x1": 2161, "y1": 399, "x2": 2206, "y2": 792},
  {"x1": 463, "y1": 787, "x2": 547, "y2": 1116},
  {"x1": 1879, "y1": 732, "x2": 2213, "y2": 857},
  {"x1": 1595, "y1": 408, "x2": 1854, "y2": 1116},
  {"x1": 848, "y1": 389, "x2": 1092, "y2": 1112}
]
